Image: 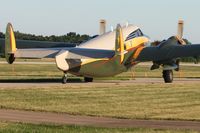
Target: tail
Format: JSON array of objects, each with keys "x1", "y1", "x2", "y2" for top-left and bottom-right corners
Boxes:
[
  {"x1": 115, "y1": 24, "x2": 125, "y2": 64},
  {"x1": 4, "y1": 23, "x2": 16, "y2": 64}
]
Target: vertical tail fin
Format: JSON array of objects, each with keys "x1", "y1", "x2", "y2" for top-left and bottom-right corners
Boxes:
[
  {"x1": 115, "y1": 24, "x2": 125, "y2": 64},
  {"x1": 5, "y1": 23, "x2": 16, "y2": 64}
]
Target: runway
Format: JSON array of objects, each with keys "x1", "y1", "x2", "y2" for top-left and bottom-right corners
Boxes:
[
  {"x1": 0, "y1": 78, "x2": 200, "y2": 88},
  {"x1": 1, "y1": 61, "x2": 200, "y2": 66},
  {"x1": 0, "y1": 109, "x2": 200, "y2": 131}
]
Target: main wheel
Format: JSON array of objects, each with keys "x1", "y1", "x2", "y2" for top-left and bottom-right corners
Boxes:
[
  {"x1": 163, "y1": 70, "x2": 173, "y2": 83},
  {"x1": 84, "y1": 77, "x2": 93, "y2": 82}
]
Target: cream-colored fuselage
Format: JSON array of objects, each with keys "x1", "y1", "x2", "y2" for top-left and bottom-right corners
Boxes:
[
  {"x1": 79, "y1": 25, "x2": 139, "y2": 50},
  {"x1": 67, "y1": 25, "x2": 150, "y2": 77}
]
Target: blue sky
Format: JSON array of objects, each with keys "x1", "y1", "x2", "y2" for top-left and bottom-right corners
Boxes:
[{"x1": 1, "y1": 0, "x2": 200, "y2": 43}]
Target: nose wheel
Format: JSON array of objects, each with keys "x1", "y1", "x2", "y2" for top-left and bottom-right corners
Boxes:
[
  {"x1": 62, "y1": 72, "x2": 68, "y2": 84},
  {"x1": 163, "y1": 70, "x2": 173, "y2": 83}
]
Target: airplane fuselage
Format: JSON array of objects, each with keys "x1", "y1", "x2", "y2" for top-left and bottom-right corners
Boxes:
[{"x1": 67, "y1": 25, "x2": 149, "y2": 77}]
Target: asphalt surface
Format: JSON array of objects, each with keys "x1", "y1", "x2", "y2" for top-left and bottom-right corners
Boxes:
[
  {"x1": 0, "y1": 78, "x2": 200, "y2": 88},
  {"x1": 1, "y1": 61, "x2": 200, "y2": 66},
  {"x1": 0, "y1": 109, "x2": 200, "y2": 131}
]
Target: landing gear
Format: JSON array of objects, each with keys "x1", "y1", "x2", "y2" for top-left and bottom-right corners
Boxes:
[
  {"x1": 62, "y1": 72, "x2": 68, "y2": 84},
  {"x1": 163, "y1": 70, "x2": 173, "y2": 83},
  {"x1": 175, "y1": 59, "x2": 180, "y2": 71},
  {"x1": 84, "y1": 77, "x2": 93, "y2": 82}
]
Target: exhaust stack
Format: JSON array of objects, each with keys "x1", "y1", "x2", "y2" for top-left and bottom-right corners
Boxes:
[{"x1": 99, "y1": 19, "x2": 106, "y2": 35}]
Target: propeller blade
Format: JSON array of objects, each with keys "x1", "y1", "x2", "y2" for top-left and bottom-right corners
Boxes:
[{"x1": 177, "y1": 20, "x2": 184, "y2": 39}]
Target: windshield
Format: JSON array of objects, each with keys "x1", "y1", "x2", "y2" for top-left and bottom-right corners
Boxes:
[{"x1": 125, "y1": 29, "x2": 144, "y2": 41}]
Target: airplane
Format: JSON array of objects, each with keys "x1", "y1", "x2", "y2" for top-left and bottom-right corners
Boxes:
[{"x1": 2, "y1": 21, "x2": 200, "y2": 84}]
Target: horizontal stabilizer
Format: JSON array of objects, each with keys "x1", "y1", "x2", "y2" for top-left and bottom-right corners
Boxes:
[
  {"x1": 67, "y1": 48, "x2": 115, "y2": 59},
  {"x1": 15, "y1": 47, "x2": 115, "y2": 59}
]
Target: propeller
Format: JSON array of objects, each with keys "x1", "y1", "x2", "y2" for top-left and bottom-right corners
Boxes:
[
  {"x1": 151, "y1": 20, "x2": 186, "y2": 71},
  {"x1": 177, "y1": 20, "x2": 184, "y2": 39},
  {"x1": 175, "y1": 20, "x2": 186, "y2": 71},
  {"x1": 176, "y1": 20, "x2": 186, "y2": 45},
  {"x1": 99, "y1": 19, "x2": 106, "y2": 35}
]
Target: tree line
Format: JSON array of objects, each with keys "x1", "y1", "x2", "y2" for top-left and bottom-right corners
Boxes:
[{"x1": 0, "y1": 31, "x2": 91, "y2": 44}]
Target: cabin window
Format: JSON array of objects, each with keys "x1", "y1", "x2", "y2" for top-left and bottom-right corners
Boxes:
[{"x1": 125, "y1": 29, "x2": 143, "y2": 41}]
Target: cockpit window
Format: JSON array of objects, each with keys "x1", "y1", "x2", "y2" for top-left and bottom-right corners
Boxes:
[{"x1": 125, "y1": 29, "x2": 143, "y2": 41}]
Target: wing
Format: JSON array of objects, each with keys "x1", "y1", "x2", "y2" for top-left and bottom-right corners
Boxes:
[{"x1": 136, "y1": 44, "x2": 200, "y2": 62}]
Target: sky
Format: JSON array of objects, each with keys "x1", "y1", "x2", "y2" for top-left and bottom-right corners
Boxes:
[{"x1": 0, "y1": 0, "x2": 200, "y2": 43}]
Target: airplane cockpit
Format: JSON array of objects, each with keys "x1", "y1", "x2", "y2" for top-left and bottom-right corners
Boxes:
[{"x1": 125, "y1": 29, "x2": 144, "y2": 41}]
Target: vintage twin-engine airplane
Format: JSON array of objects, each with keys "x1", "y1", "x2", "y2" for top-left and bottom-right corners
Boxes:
[{"x1": 2, "y1": 21, "x2": 200, "y2": 83}]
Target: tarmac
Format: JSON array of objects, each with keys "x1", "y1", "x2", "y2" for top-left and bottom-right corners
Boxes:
[
  {"x1": 1, "y1": 61, "x2": 200, "y2": 66},
  {"x1": 0, "y1": 78, "x2": 199, "y2": 88},
  {"x1": 0, "y1": 109, "x2": 199, "y2": 131}
]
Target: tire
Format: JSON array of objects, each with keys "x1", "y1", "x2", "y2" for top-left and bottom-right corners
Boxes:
[
  {"x1": 162, "y1": 70, "x2": 173, "y2": 83},
  {"x1": 84, "y1": 77, "x2": 93, "y2": 82},
  {"x1": 62, "y1": 75, "x2": 67, "y2": 84}
]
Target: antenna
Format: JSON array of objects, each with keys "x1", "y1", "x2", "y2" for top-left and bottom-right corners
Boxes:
[
  {"x1": 126, "y1": 22, "x2": 129, "y2": 27},
  {"x1": 111, "y1": 26, "x2": 114, "y2": 32}
]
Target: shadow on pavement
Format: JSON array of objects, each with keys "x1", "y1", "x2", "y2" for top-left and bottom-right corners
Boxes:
[{"x1": 0, "y1": 78, "x2": 83, "y2": 83}]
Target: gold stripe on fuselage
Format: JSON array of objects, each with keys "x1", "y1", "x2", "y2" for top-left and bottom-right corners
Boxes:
[
  {"x1": 125, "y1": 36, "x2": 149, "y2": 50},
  {"x1": 133, "y1": 46, "x2": 145, "y2": 59}
]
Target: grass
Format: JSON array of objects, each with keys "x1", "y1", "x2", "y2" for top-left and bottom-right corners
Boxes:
[
  {"x1": 0, "y1": 61, "x2": 199, "y2": 132},
  {"x1": 115, "y1": 65, "x2": 200, "y2": 79},
  {"x1": 0, "y1": 122, "x2": 199, "y2": 133},
  {"x1": 0, "y1": 64, "x2": 61, "y2": 79},
  {"x1": 0, "y1": 83, "x2": 199, "y2": 121},
  {"x1": 0, "y1": 63, "x2": 200, "y2": 81}
]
